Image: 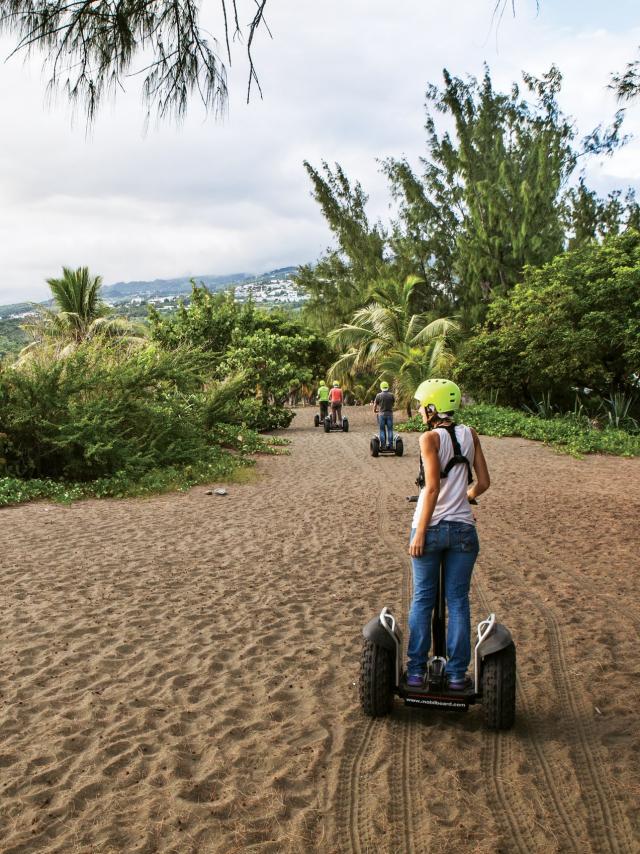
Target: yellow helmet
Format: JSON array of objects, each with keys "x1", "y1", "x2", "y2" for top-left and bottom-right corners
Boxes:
[
  {"x1": 414, "y1": 378, "x2": 461, "y2": 412},
  {"x1": 380, "y1": 381, "x2": 389, "y2": 390},
  {"x1": 332, "y1": 381, "x2": 340, "y2": 387}
]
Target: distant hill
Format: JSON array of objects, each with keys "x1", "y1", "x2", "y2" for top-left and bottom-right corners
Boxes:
[
  {"x1": 0, "y1": 266, "x2": 301, "y2": 316},
  {"x1": 0, "y1": 301, "x2": 35, "y2": 317},
  {"x1": 102, "y1": 266, "x2": 299, "y2": 301}
]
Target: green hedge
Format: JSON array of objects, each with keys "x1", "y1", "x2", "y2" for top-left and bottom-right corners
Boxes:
[
  {"x1": 0, "y1": 451, "x2": 244, "y2": 507},
  {"x1": 396, "y1": 404, "x2": 640, "y2": 457},
  {"x1": 0, "y1": 424, "x2": 290, "y2": 507}
]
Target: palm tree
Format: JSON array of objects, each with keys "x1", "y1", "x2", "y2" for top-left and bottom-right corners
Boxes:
[
  {"x1": 329, "y1": 275, "x2": 459, "y2": 414},
  {"x1": 19, "y1": 266, "x2": 144, "y2": 361}
]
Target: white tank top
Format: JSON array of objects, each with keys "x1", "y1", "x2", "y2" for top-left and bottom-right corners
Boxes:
[{"x1": 411, "y1": 424, "x2": 475, "y2": 528}]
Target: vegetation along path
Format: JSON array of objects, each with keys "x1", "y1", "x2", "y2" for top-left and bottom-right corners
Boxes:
[{"x1": 0, "y1": 406, "x2": 638, "y2": 853}]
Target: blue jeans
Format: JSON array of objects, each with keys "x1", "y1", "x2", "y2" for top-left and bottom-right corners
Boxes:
[
  {"x1": 407, "y1": 521, "x2": 479, "y2": 680},
  {"x1": 379, "y1": 412, "x2": 393, "y2": 448}
]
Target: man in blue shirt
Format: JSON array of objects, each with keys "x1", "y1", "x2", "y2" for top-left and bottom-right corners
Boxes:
[{"x1": 374, "y1": 381, "x2": 395, "y2": 450}]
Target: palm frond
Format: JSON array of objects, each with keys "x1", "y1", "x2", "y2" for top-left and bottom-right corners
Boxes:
[
  {"x1": 410, "y1": 316, "x2": 459, "y2": 346},
  {"x1": 328, "y1": 350, "x2": 359, "y2": 380}
]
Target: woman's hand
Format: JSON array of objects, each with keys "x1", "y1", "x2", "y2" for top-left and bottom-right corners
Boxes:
[{"x1": 409, "y1": 530, "x2": 425, "y2": 557}]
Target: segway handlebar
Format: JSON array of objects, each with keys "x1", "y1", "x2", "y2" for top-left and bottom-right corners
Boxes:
[
  {"x1": 474, "y1": 613, "x2": 496, "y2": 694},
  {"x1": 406, "y1": 495, "x2": 478, "y2": 505},
  {"x1": 380, "y1": 607, "x2": 402, "y2": 688}
]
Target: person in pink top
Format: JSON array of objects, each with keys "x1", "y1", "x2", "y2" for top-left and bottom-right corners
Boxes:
[{"x1": 328, "y1": 381, "x2": 343, "y2": 425}]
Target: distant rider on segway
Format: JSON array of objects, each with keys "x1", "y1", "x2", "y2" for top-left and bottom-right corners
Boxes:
[
  {"x1": 373, "y1": 381, "x2": 395, "y2": 451},
  {"x1": 317, "y1": 380, "x2": 330, "y2": 422},
  {"x1": 407, "y1": 379, "x2": 491, "y2": 690},
  {"x1": 329, "y1": 381, "x2": 343, "y2": 426}
]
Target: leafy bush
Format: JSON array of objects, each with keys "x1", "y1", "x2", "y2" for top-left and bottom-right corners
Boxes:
[
  {"x1": 210, "y1": 422, "x2": 291, "y2": 453},
  {"x1": 0, "y1": 344, "x2": 227, "y2": 480},
  {"x1": 0, "y1": 476, "x2": 85, "y2": 505},
  {"x1": 149, "y1": 287, "x2": 251, "y2": 358},
  {"x1": 456, "y1": 230, "x2": 640, "y2": 411},
  {"x1": 221, "y1": 397, "x2": 295, "y2": 431},
  {"x1": 0, "y1": 423, "x2": 292, "y2": 508},
  {"x1": 149, "y1": 284, "x2": 332, "y2": 403},
  {"x1": 396, "y1": 404, "x2": 640, "y2": 457},
  {"x1": 0, "y1": 453, "x2": 247, "y2": 507}
]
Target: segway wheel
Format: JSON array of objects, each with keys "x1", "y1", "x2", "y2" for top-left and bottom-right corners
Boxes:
[
  {"x1": 342, "y1": 417, "x2": 349, "y2": 432},
  {"x1": 359, "y1": 639, "x2": 394, "y2": 717},
  {"x1": 482, "y1": 643, "x2": 516, "y2": 730},
  {"x1": 324, "y1": 416, "x2": 331, "y2": 433},
  {"x1": 371, "y1": 437, "x2": 380, "y2": 457},
  {"x1": 395, "y1": 438, "x2": 404, "y2": 457},
  {"x1": 314, "y1": 414, "x2": 320, "y2": 428}
]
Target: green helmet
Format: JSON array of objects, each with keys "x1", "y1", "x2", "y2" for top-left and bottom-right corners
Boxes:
[
  {"x1": 319, "y1": 381, "x2": 327, "y2": 387},
  {"x1": 380, "y1": 381, "x2": 389, "y2": 390},
  {"x1": 414, "y1": 378, "x2": 461, "y2": 412}
]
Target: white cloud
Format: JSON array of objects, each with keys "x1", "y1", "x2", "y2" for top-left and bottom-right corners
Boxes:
[{"x1": 0, "y1": 1, "x2": 639, "y2": 302}]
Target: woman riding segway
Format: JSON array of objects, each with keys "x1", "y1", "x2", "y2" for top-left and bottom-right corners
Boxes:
[
  {"x1": 407, "y1": 378, "x2": 490, "y2": 690},
  {"x1": 329, "y1": 381, "x2": 343, "y2": 426}
]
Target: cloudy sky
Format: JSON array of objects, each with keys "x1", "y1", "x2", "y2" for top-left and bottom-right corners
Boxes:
[{"x1": 0, "y1": 0, "x2": 639, "y2": 304}]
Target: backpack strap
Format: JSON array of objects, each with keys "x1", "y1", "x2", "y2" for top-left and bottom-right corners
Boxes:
[
  {"x1": 415, "y1": 423, "x2": 474, "y2": 488},
  {"x1": 439, "y1": 424, "x2": 473, "y2": 485}
]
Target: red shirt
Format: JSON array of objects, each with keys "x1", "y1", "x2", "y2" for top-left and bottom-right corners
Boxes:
[{"x1": 329, "y1": 388, "x2": 343, "y2": 403}]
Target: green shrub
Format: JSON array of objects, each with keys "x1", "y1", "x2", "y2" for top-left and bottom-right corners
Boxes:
[
  {"x1": 0, "y1": 452, "x2": 248, "y2": 507},
  {"x1": 456, "y1": 231, "x2": 640, "y2": 412},
  {"x1": 149, "y1": 285, "x2": 332, "y2": 403},
  {"x1": 228, "y1": 398, "x2": 295, "y2": 431},
  {"x1": 396, "y1": 404, "x2": 640, "y2": 457},
  {"x1": 210, "y1": 422, "x2": 291, "y2": 453},
  {"x1": 0, "y1": 344, "x2": 220, "y2": 480}
]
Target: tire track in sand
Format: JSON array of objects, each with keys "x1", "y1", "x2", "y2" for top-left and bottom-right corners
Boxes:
[
  {"x1": 382, "y1": 482, "x2": 432, "y2": 854},
  {"x1": 537, "y1": 599, "x2": 635, "y2": 853},
  {"x1": 334, "y1": 429, "x2": 427, "y2": 854},
  {"x1": 474, "y1": 578, "x2": 582, "y2": 854},
  {"x1": 387, "y1": 504, "x2": 421, "y2": 854},
  {"x1": 481, "y1": 726, "x2": 532, "y2": 854},
  {"x1": 333, "y1": 431, "x2": 399, "y2": 854},
  {"x1": 335, "y1": 717, "x2": 379, "y2": 854},
  {"x1": 492, "y1": 521, "x2": 637, "y2": 853},
  {"x1": 475, "y1": 565, "x2": 635, "y2": 854}
]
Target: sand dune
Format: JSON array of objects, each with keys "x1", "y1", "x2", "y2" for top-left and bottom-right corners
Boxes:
[{"x1": 1, "y1": 406, "x2": 638, "y2": 853}]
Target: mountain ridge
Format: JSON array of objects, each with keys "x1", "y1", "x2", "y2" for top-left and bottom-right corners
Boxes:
[
  {"x1": 0, "y1": 266, "x2": 300, "y2": 313},
  {"x1": 102, "y1": 266, "x2": 299, "y2": 300}
]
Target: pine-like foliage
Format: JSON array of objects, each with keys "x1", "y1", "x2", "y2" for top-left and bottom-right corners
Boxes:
[
  {"x1": 297, "y1": 162, "x2": 388, "y2": 331},
  {"x1": 299, "y1": 65, "x2": 634, "y2": 331},
  {"x1": 386, "y1": 66, "x2": 574, "y2": 325},
  {"x1": 0, "y1": 0, "x2": 269, "y2": 123}
]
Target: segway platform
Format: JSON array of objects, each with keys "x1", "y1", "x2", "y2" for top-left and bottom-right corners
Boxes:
[
  {"x1": 399, "y1": 677, "x2": 476, "y2": 711},
  {"x1": 370, "y1": 433, "x2": 403, "y2": 457},
  {"x1": 324, "y1": 415, "x2": 349, "y2": 433},
  {"x1": 359, "y1": 563, "x2": 516, "y2": 729}
]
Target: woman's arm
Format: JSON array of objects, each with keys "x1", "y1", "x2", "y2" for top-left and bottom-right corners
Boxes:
[
  {"x1": 467, "y1": 427, "x2": 490, "y2": 501},
  {"x1": 409, "y1": 431, "x2": 440, "y2": 557}
]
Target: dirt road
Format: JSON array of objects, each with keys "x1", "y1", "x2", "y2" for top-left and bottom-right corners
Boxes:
[{"x1": 1, "y1": 406, "x2": 638, "y2": 853}]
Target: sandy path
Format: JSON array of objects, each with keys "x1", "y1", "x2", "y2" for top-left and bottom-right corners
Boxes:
[{"x1": 0, "y1": 406, "x2": 639, "y2": 853}]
